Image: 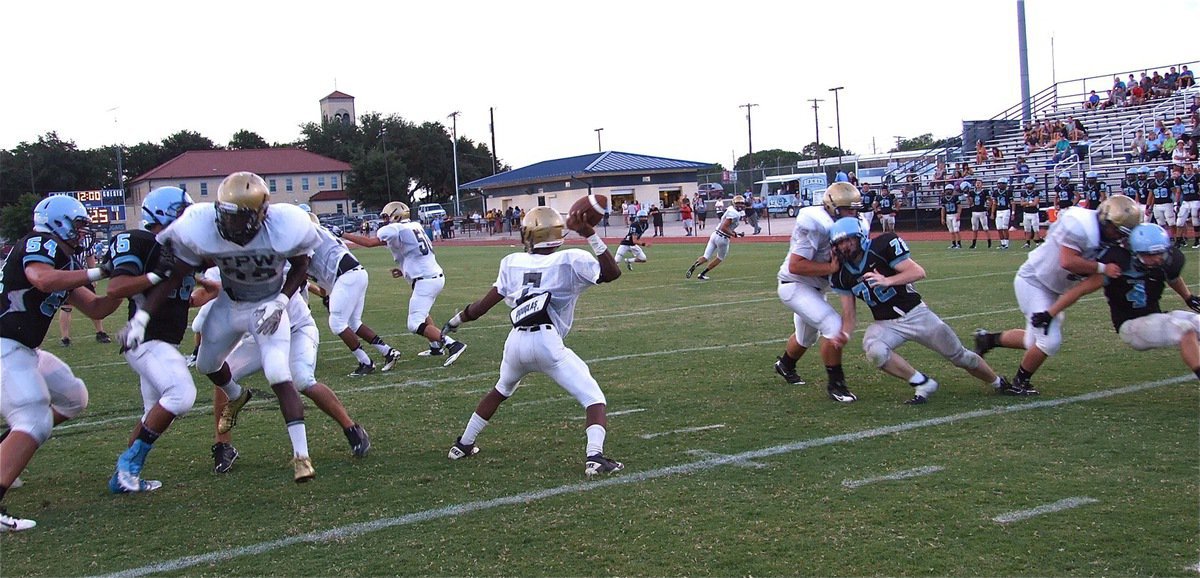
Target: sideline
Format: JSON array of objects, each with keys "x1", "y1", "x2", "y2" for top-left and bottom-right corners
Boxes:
[{"x1": 97, "y1": 374, "x2": 1193, "y2": 578}]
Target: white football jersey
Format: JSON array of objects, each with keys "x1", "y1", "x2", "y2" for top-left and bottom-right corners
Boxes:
[
  {"x1": 494, "y1": 249, "x2": 600, "y2": 338},
  {"x1": 1017, "y1": 207, "x2": 1102, "y2": 294},
  {"x1": 157, "y1": 203, "x2": 320, "y2": 303},
  {"x1": 376, "y1": 220, "x2": 442, "y2": 281},
  {"x1": 777, "y1": 206, "x2": 834, "y2": 289},
  {"x1": 307, "y1": 225, "x2": 354, "y2": 292},
  {"x1": 721, "y1": 207, "x2": 744, "y2": 233}
]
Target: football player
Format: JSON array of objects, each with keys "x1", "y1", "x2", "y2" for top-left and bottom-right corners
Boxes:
[
  {"x1": 1053, "y1": 171, "x2": 1076, "y2": 211},
  {"x1": 1081, "y1": 170, "x2": 1109, "y2": 209},
  {"x1": 686, "y1": 195, "x2": 746, "y2": 280},
  {"x1": 940, "y1": 183, "x2": 963, "y2": 249},
  {"x1": 828, "y1": 218, "x2": 1018, "y2": 403},
  {"x1": 1119, "y1": 167, "x2": 1139, "y2": 201},
  {"x1": 101, "y1": 187, "x2": 198, "y2": 494},
  {"x1": 614, "y1": 210, "x2": 649, "y2": 270},
  {"x1": 1031, "y1": 223, "x2": 1200, "y2": 378},
  {"x1": 342, "y1": 202, "x2": 465, "y2": 366},
  {"x1": 876, "y1": 184, "x2": 898, "y2": 234},
  {"x1": 441, "y1": 207, "x2": 625, "y2": 476},
  {"x1": 1146, "y1": 166, "x2": 1177, "y2": 241},
  {"x1": 122, "y1": 172, "x2": 322, "y2": 483},
  {"x1": 991, "y1": 177, "x2": 1013, "y2": 249},
  {"x1": 1175, "y1": 163, "x2": 1200, "y2": 248},
  {"x1": 305, "y1": 213, "x2": 402, "y2": 376},
  {"x1": 965, "y1": 180, "x2": 993, "y2": 249},
  {"x1": 973, "y1": 196, "x2": 1142, "y2": 394},
  {"x1": 1019, "y1": 176, "x2": 1044, "y2": 248},
  {"x1": 1134, "y1": 166, "x2": 1152, "y2": 223},
  {"x1": 1, "y1": 196, "x2": 121, "y2": 531},
  {"x1": 773, "y1": 182, "x2": 861, "y2": 403},
  {"x1": 858, "y1": 182, "x2": 876, "y2": 234}
]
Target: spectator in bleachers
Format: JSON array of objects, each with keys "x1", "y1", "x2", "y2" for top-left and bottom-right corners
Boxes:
[
  {"x1": 1023, "y1": 125, "x2": 1038, "y2": 154},
  {"x1": 1111, "y1": 76, "x2": 1128, "y2": 107},
  {"x1": 975, "y1": 140, "x2": 987, "y2": 165},
  {"x1": 1068, "y1": 118, "x2": 1088, "y2": 141},
  {"x1": 1015, "y1": 156, "x2": 1030, "y2": 178},
  {"x1": 1155, "y1": 118, "x2": 1168, "y2": 137},
  {"x1": 1173, "y1": 135, "x2": 1192, "y2": 166},
  {"x1": 1171, "y1": 117, "x2": 1188, "y2": 139},
  {"x1": 1164, "y1": 131, "x2": 1179, "y2": 161},
  {"x1": 1050, "y1": 133, "x2": 1072, "y2": 166},
  {"x1": 1181, "y1": 65, "x2": 1195, "y2": 89},
  {"x1": 1130, "y1": 82, "x2": 1146, "y2": 106},
  {"x1": 991, "y1": 146, "x2": 1004, "y2": 163},
  {"x1": 1130, "y1": 130, "x2": 1148, "y2": 163},
  {"x1": 1140, "y1": 73, "x2": 1154, "y2": 97},
  {"x1": 1084, "y1": 90, "x2": 1101, "y2": 110},
  {"x1": 933, "y1": 159, "x2": 948, "y2": 188},
  {"x1": 1147, "y1": 129, "x2": 1165, "y2": 161},
  {"x1": 1166, "y1": 67, "x2": 1181, "y2": 90},
  {"x1": 1153, "y1": 73, "x2": 1172, "y2": 98}
]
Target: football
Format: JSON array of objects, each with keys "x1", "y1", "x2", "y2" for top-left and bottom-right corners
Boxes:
[{"x1": 568, "y1": 193, "x2": 609, "y2": 228}]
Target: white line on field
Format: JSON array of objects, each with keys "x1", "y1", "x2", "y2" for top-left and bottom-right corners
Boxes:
[
  {"x1": 1188, "y1": 559, "x2": 1200, "y2": 574},
  {"x1": 97, "y1": 374, "x2": 1192, "y2": 578},
  {"x1": 568, "y1": 408, "x2": 645, "y2": 420},
  {"x1": 685, "y1": 449, "x2": 766, "y2": 468},
  {"x1": 841, "y1": 465, "x2": 945, "y2": 489},
  {"x1": 639, "y1": 424, "x2": 726, "y2": 439},
  {"x1": 991, "y1": 497, "x2": 1100, "y2": 524}
]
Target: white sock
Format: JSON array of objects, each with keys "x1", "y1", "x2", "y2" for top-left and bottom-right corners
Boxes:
[
  {"x1": 908, "y1": 371, "x2": 926, "y2": 385},
  {"x1": 461, "y1": 413, "x2": 488, "y2": 445},
  {"x1": 287, "y1": 421, "x2": 309, "y2": 458},
  {"x1": 585, "y1": 424, "x2": 606, "y2": 456},
  {"x1": 443, "y1": 335, "x2": 457, "y2": 346},
  {"x1": 352, "y1": 347, "x2": 372, "y2": 365},
  {"x1": 371, "y1": 342, "x2": 390, "y2": 355},
  {"x1": 429, "y1": 340, "x2": 443, "y2": 351},
  {"x1": 219, "y1": 380, "x2": 243, "y2": 401},
  {"x1": 990, "y1": 376, "x2": 1002, "y2": 388}
]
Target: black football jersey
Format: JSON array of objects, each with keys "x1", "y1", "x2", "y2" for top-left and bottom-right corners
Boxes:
[
  {"x1": 860, "y1": 189, "x2": 877, "y2": 210},
  {"x1": 1054, "y1": 183, "x2": 1076, "y2": 208},
  {"x1": 991, "y1": 187, "x2": 1012, "y2": 210},
  {"x1": 1149, "y1": 177, "x2": 1173, "y2": 203},
  {"x1": 876, "y1": 193, "x2": 896, "y2": 214},
  {"x1": 831, "y1": 232, "x2": 923, "y2": 321},
  {"x1": 942, "y1": 194, "x2": 961, "y2": 214},
  {"x1": 1021, "y1": 190, "x2": 1043, "y2": 213},
  {"x1": 1133, "y1": 181, "x2": 1151, "y2": 203},
  {"x1": 969, "y1": 190, "x2": 990, "y2": 212},
  {"x1": 107, "y1": 229, "x2": 194, "y2": 345},
  {"x1": 1177, "y1": 175, "x2": 1200, "y2": 202},
  {"x1": 620, "y1": 221, "x2": 647, "y2": 246},
  {"x1": 1, "y1": 232, "x2": 77, "y2": 348},
  {"x1": 1083, "y1": 182, "x2": 1107, "y2": 206},
  {"x1": 1100, "y1": 245, "x2": 1185, "y2": 331}
]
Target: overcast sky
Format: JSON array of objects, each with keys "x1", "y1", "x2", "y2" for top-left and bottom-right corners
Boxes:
[{"x1": 5, "y1": 0, "x2": 1195, "y2": 171}]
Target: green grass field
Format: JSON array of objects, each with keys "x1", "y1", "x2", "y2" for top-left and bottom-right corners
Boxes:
[{"x1": 3, "y1": 240, "x2": 1198, "y2": 576}]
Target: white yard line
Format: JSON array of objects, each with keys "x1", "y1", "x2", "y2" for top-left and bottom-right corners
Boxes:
[
  {"x1": 991, "y1": 497, "x2": 1100, "y2": 524},
  {"x1": 640, "y1": 424, "x2": 726, "y2": 439},
  {"x1": 568, "y1": 408, "x2": 645, "y2": 420},
  {"x1": 97, "y1": 374, "x2": 1192, "y2": 578},
  {"x1": 842, "y1": 465, "x2": 945, "y2": 489}
]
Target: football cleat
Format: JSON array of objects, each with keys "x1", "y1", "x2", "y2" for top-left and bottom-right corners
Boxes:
[
  {"x1": 345, "y1": 424, "x2": 371, "y2": 458},
  {"x1": 448, "y1": 436, "x2": 479, "y2": 460},
  {"x1": 907, "y1": 376, "x2": 938, "y2": 404},
  {"x1": 217, "y1": 388, "x2": 253, "y2": 434},
  {"x1": 1010, "y1": 376, "x2": 1040, "y2": 396},
  {"x1": 827, "y1": 381, "x2": 858, "y2": 403},
  {"x1": 348, "y1": 362, "x2": 375, "y2": 377},
  {"x1": 380, "y1": 348, "x2": 402, "y2": 372},
  {"x1": 625, "y1": 259, "x2": 633, "y2": 271},
  {"x1": 418, "y1": 348, "x2": 444, "y2": 357},
  {"x1": 584, "y1": 453, "x2": 624, "y2": 477},
  {"x1": 109, "y1": 471, "x2": 162, "y2": 494},
  {"x1": 293, "y1": 456, "x2": 316, "y2": 483},
  {"x1": 0, "y1": 508, "x2": 35, "y2": 532},
  {"x1": 996, "y1": 377, "x2": 1036, "y2": 396},
  {"x1": 904, "y1": 395, "x2": 929, "y2": 405},
  {"x1": 685, "y1": 265, "x2": 696, "y2": 279},
  {"x1": 212, "y1": 442, "x2": 238, "y2": 474},
  {"x1": 697, "y1": 272, "x2": 710, "y2": 280},
  {"x1": 774, "y1": 357, "x2": 805, "y2": 385},
  {"x1": 95, "y1": 331, "x2": 112, "y2": 344},
  {"x1": 442, "y1": 341, "x2": 467, "y2": 367},
  {"x1": 60, "y1": 337, "x2": 71, "y2": 347},
  {"x1": 973, "y1": 329, "x2": 996, "y2": 357},
  {"x1": 185, "y1": 353, "x2": 197, "y2": 368}
]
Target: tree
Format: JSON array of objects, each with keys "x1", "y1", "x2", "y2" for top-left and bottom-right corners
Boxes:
[
  {"x1": 799, "y1": 142, "x2": 851, "y2": 160},
  {"x1": 160, "y1": 130, "x2": 219, "y2": 163},
  {"x1": 0, "y1": 193, "x2": 41, "y2": 242},
  {"x1": 1, "y1": 133, "x2": 110, "y2": 201},
  {"x1": 890, "y1": 133, "x2": 961, "y2": 153},
  {"x1": 228, "y1": 130, "x2": 269, "y2": 150}
]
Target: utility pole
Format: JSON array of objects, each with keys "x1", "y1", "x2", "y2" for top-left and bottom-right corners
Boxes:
[
  {"x1": 594, "y1": 127, "x2": 604, "y2": 152},
  {"x1": 808, "y1": 98, "x2": 824, "y2": 173},
  {"x1": 738, "y1": 103, "x2": 758, "y2": 192},
  {"x1": 448, "y1": 111, "x2": 461, "y2": 216},
  {"x1": 380, "y1": 127, "x2": 392, "y2": 201},
  {"x1": 828, "y1": 87, "x2": 844, "y2": 171},
  {"x1": 489, "y1": 107, "x2": 498, "y2": 175}
]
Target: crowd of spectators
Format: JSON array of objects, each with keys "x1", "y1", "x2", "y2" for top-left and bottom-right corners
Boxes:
[{"x1": 1093, "y1": 66, "x2": 1195, "y2": 110}]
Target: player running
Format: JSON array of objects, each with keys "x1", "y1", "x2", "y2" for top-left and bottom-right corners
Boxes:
[{"x1": 686, "y1": 195, "x2": 746, "y2": 280}]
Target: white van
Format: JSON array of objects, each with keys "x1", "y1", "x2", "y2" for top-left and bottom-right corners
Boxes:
[{"x1": 417, "y1": 203, "x2": 447, "y2": 222}]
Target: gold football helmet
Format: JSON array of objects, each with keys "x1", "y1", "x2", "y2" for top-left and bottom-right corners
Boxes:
[
  {"x1": 1097, "y1": 195, "x2": 1140, "y2": 237},
  {"x1": 732, "y1": 195, "x2": 747, "y2": 206},
  {"x1": 822, "y1": 182, "x2": 863, "y2": 216},
  {"x1": 216, "y1": 172, "x2": 270, "y2": 245},
  {"x1": 381, "y1": 201, "x2": 410, "y2": 222},
  {"x1": 521, "y1": 207, "x2": 565, "y2": 252}
]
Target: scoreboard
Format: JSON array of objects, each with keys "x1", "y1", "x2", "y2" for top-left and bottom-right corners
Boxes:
[{"x1": 50, "y1": 189, "x2": 127, "y2": 226}]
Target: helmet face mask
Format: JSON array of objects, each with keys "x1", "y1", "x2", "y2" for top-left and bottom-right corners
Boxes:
[
  {"x1": 33, "y1": 195, "x2": 92, "y2": 247},
  {"x1": 1129, "y1": 223, "x2": 1171, "y2": 270},
  {"x1": 520, "y1": 207, "x2": 565, "y2": 252},
  {"x1": 381, "y1": 201, "x2": 410, "y2": 223},
  {"x1": 822, "y1": 182, "x2": 862, "y2": 217},
  {"x1": 829, "y1": 217, "x2": 866, "y2": 264},
  {"x1": 216, "y1": 172, "x2": 270, "y2": 245},
  {"x1": 142, "y1": 186, "x2": 194, "y2": 230},
  {"x1": 732, "y1": 195, "x2": 746, "y2": 210}
]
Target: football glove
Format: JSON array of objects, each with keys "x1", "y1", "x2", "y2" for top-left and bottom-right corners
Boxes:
[
  {"x1": 441, "y1": 307, "x2": 468, "y2": 335},
  {"x1": 97, "y1": 248, "x2": 116, "y2": 279},
  {"x1": 119, "y1": 310, "x2": 151, "y2": 350},
  {"x1": 321, "y1": 294, "x2": 330, "y2": 309},
  {"x1": 254, "y1": 294, "x2": 290, "y2": 335},
  {"x1": 1030, "y1": 311, "x2": 1053, "y2": 334},
  {"x1": 330, "y1": 225, "x2": 343, "y2": 238},
  {"x1": 1187, "y1": 295, "x2": 1200, "y2": 313}
]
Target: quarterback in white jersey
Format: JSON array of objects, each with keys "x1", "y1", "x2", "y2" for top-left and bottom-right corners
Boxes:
[
  {"x1": 343, "y1": 202, "x2": 465, "y2": 366},
  {"x1": 305, "y1": 214, "x2": 402, "y2": 377},
  {"x1": 686, "y1": 195, "x2": 747, "y2": 280},
  {"x1": 974, "y1": 196, "x2": 1141, "y2": 395},
  {"x1": 772, "y1": 182, "x2": 862, "y2": 403},
  {"x1": 122, "y1": 172, "x2": 322, "y2": 483},
  {"x1": 441, "y1": 207, "x2": 625, "y2": 476}
]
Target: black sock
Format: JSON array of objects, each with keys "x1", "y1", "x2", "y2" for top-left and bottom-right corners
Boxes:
[
  {"x1": 780, "y1": 352, "x2": 798, "y2": 370},
  {"x1": 1193, "y1": 368, "x2": 1200, "y2": 381},
  {"x1": 1015, "y1": 365, "x2": 1034, "y2": 384},
  {"x1": 983, "y1": 332, "x2": 1002, "y2": 349},
  {"x1": 0, "y1": 485, "x2": 6, "y2": 502},
  {"x1": 136, "y1": 423, "x2": 161, "y2": 445},
  {"x1": 0, "y1": 428, "x2": 9, "y2": 443},
  {"x1": 825, "y1": 364, "x2": 845, "y2": 384},
  {"x1": 700, "y1": 268, "x2": 712, "y2": 275}
]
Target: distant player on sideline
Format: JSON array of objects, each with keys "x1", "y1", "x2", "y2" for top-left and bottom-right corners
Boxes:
[
  {"x1": 991, "y1": 177, "x2": 1013, "y2": 249},
  {"x1": 441, "y1": 207, "x2": 625, "y2": 476},
  {"x1": 1146, "y1": 166, "x2": 1178, "y2": 242},
  {"x1": 858, "y1": 182, "x2": 876, "y2": 234},
  {"x1": 1019, "y1": 176, "x2": 1044, "y2": 248},
  {"x1": 614, "y1": 212, "x2": 649, "y2": 270},
  {"x1": 965, "y1": 180, "x2": 993, "y2": 249},
  {"x1": 1174, "y1": 163, "x2": 1200, "y2": 248},
  {"x1": 941, "y1": 183, "x2": 964, "y2": 249},
  {"x1": 686, "y1": 195, "x2": 746, "y2": 280},
  {"x1": 1081, "y1": 170, "x2": 1109, "y2": 209},
  {"x1": 876, "y1": 184, "x2": 898, "y2": 233},
  {"x1": 828, "y1": 217, "x2": 1019, "y2": 403},
  {"x1": 343, "y1": 202, "x2": 466, "y2": 366}
]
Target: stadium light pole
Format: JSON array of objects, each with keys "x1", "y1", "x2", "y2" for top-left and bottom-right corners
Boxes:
[
  {"x1": 808, "y1": 98, "x2": 824, "y2": 175},
  {"x1": 739, "y1": 103, "x2": 758, "y2": 194},
  {"x1": 828, "y1": 87, "x2": 844, "y2": 172},
  {"x1": 594, "y1": 127, "x2": 604, "y2": 152},
  {"x1": 449, "y1": 111, "x2": 461, "y2": 216},
  {"x1": 380, "y1": 127, "x2": 392, "y2": 201}
]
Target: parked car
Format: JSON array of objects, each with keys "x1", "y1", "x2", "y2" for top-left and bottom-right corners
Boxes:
[
  {"x1": 417, "y1": 203, "x2": 447, "y2": 222},
  {"x1": 697, "y1": 183, "x2": 724, "y2": 199}
]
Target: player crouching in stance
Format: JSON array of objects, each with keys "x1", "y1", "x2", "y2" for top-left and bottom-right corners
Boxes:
[
  {"x1": 1034, "y1": 223, "x2": 1200, "y2": 379},
  {"x1": 828, "y1": 218, "x2": 1017, "y2": 403},
  {"x1": 614, "y1": 214, "x2": 649, "y2": 270},
  {"x1": 102, "y1": 187, "x2": 198, "y2": 494},
  {"x1": 1, "y1": 196, "x2": 122, "y2": 531},
  {"x1": 342, "y1": 202, "x2": 465, "y2": 366},
  {"x1": 686, "y1": 195, "x2": 746, "y2": 280},
  {"x1": 441, "y1": 207, "x2": 625, "y2": 476}
]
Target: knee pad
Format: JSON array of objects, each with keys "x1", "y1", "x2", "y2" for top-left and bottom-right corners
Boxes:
[
  {"x1": 1028, "y1": 330, "x2": 1063, "y2": 357},
  {"x1": 327, "y1": 315, "x2": 350, "y2": 336},
  {"x1": 8, "y1": 405, "x2": 54, "y2": 445},
  {"x1": 863, "y1": 338, "x2": 891, "y2": 368},
  {"x1": 946, "y1": 347, "x2": 982, "y2": 370},
  {"x1": 158, "y1": 383, "x2": 197, "y2": 417},
  {"x1": 47, "y1": 372, "x2": 89, "y2": 421},
  {"x1": 413, "y1": 321, "x2": 429, "y2": 335}
]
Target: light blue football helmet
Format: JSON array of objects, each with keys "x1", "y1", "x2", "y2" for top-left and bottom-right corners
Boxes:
[
  {"x1": 141, "y1": 186, "x2": 194, "y2": 230},
  {"x1": 33, "y1": 195, "x2": 90, "y2": 244},
  {"x1": 1129, "y1": 223, "x2": 1170, "y2": 255}
]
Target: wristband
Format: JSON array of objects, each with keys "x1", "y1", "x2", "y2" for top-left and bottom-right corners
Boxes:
[
  {"x1": 586, "y1": 234, "x2": 608, "y2": 255},
  {"x1": 146, "y1": 273, "x2": 163, "y2": 286},
  {"x1": 1096, "y1": 261, "x2": 1105, "y2": 275},
  {"x1": 86, "y1": 268, "x2": 104, "y2": 282}
]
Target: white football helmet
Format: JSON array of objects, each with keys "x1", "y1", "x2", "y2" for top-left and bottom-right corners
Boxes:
[{"x1": 215, "y1": 172, "x2": 270, "y2": 245}]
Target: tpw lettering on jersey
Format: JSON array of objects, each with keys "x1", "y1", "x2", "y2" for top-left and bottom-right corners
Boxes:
[{"x1": 216, "y1": 254, "x2": 282, "y2": 282}]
